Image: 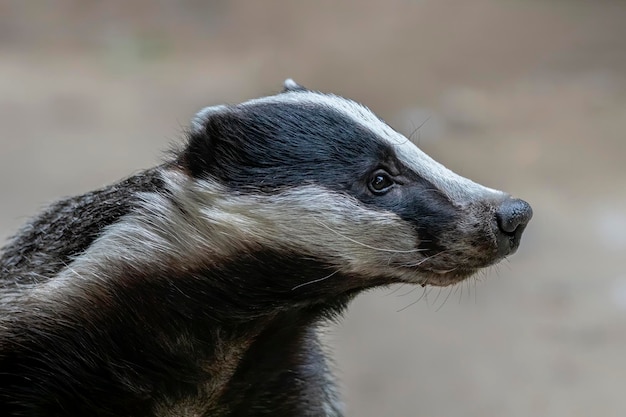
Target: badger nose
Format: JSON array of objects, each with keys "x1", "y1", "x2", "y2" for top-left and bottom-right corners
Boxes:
[{"x1": 495, "y1": 198, "x2": 533, "y2": 256}]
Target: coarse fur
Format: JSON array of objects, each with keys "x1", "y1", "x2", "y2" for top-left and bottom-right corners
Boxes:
[{"x1": 0, "y1": 80, "x2": 532, "y2": 416}]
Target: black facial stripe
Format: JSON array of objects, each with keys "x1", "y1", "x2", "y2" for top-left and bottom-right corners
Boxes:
[
  {"x1": 184, "y1": 101, "x2": 396, "y2": 193},
  {"x1": 401, "y1": 167, "x2": 458, "y2": 253},
  {"x1": 356, "y1": 170, "x2": 458, "y2": 253}
]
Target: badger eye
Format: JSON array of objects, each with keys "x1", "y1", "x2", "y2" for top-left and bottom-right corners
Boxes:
[{"x1": 368, "y1": 171, "x2": 394, "y2": 194}]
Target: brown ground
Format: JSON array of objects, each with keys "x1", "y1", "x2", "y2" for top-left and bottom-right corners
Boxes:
[{"x1": 1, "y1": 1, "x2": 625, "y2": 416}]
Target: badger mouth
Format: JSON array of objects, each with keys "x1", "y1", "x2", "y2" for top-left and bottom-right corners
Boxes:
[
  {"x1": 401, "y1": 249, "x2": 500, "y2": 287},
  {"x1": 418, "y1": 267, "x2": 480, "y2": 287},
  {"x1": 406, "y1": 236, "x2": 504, "y2": 287}
]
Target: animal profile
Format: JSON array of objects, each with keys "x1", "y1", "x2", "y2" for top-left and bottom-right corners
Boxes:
[{"x1": 0, "y1": 80, "x2": 532, "y2": 416}]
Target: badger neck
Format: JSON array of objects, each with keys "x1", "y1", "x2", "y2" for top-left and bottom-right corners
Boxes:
[
  {"x1": 150, "y1": 254, "x2": 356, "y2": 415},
  {"x1": 13, "y1": 250, "x2": 357, "y2": 415}
]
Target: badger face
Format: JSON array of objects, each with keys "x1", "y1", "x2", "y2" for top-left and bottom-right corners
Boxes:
[{"x1": 177, "y1": 80, "x2": 532, "y2": 289}]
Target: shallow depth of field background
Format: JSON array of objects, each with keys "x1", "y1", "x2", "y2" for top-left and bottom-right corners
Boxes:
[{"x1": 1, "y1": 1, "x2": 625, "y2": 416}]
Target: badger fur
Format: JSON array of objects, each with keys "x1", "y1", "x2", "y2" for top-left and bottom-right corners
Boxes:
[{"x1": 0, "y1": 80, "x2": 532, "y2": 417}]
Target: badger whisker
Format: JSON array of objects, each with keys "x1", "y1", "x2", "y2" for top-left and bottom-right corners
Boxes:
[
  {"x1": 435, "y1": 286, "x2": 455, "y2": 312},
  {"x1": 397, "y1": 285, "x2": 431, "y2": 312},
  {"x1": 400, "y1": 249, "x2": 453, "y2": 268},
  {"x1": 384, "y1": 283, "x2": 406, "y2": 296},
  {"x1": 313, "y1": 218, "x2": 426, "y2": 254},
  {"x1": 291, "y1": 270, "x2": 339, "y2": 291},
  {"x1": 397, "y1": 285, "x2": 421, "y2": 297},
  {"x1": 431, "y1": 286, "x2": 445, "y2": 306},
  {"x1": 407, "y1": 114, "x2": 432, "y2": 146}
]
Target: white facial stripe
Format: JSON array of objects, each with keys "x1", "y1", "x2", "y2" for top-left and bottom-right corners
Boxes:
[
  {"x1": 239, "y1": 91, "x2": 505, "y2": 203},
  {"x1": 33, "y1": 169, "x2": 421, "y2": 299},
  {"x1": 173, "y1": 170, "x2": 418, "y2": 276},
  {"x1": 392, "y1": 144, "x2": 505, "y2": 202}
]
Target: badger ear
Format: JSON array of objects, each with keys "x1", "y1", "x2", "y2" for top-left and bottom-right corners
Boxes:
[
  {"x1": 190, "y1": 104, "x2": 228, "y2": 134},
  {"x1": 184, "y1": 105, "x2": 229, "y2": 177},
  {"x1": 282, "y1": 78, "x2": 308, "y2": 93}
]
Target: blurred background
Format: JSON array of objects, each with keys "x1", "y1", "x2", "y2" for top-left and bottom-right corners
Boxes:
[{"x1": 1, "y1": 1, "x2": 625, "y2": 416}]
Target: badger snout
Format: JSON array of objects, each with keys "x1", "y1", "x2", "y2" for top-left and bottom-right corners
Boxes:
[{"x1": 494, "y1": 197, "x2": 533, "y2": 256}]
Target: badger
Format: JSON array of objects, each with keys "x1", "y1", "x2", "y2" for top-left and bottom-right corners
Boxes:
[{"x1": 0, "y1": 80, "x2": 532, "y2": 417}]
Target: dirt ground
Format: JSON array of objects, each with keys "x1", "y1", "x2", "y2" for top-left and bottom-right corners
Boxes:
[{"x1": 1, "y1": 1, "x2": 625, "y2": 416}]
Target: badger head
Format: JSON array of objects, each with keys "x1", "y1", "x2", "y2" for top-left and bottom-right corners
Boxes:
[{"x1": 170, "y1": 80, "x2": 531, "y2": 292}]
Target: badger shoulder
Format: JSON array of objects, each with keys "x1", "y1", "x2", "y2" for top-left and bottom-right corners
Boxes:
[{"x1": 0, "y1": 169, "x2": 166, "y2": 283}]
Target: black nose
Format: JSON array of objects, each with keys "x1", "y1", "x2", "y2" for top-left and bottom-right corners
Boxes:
[{"x1": 495, "y1": 198, "x2": 533, "y2": 255}]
